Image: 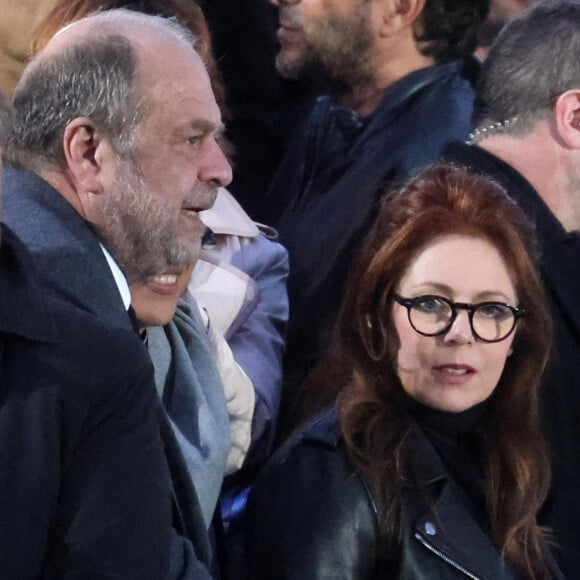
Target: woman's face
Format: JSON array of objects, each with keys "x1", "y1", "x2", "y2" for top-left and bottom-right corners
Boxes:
[
  {"x1": 392, "y1": 234, "x2": 518, "y2": 412},
  {"x1": 130, "y1": 265, "x2": 194, "y2": 328}
]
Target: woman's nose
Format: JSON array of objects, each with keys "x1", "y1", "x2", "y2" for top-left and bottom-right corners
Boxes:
[{"x1": 443, "y1": 311, "x2": 474, "y2": 344}]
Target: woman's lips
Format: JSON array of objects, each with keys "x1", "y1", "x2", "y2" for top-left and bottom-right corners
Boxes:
[{"x1": 432, "y1": 364, "x2": 476, "y2": 386}]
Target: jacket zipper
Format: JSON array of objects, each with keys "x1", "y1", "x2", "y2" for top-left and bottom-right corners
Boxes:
[{"x1": 414, "y1": 533, "x2": 482, "y2": 580}]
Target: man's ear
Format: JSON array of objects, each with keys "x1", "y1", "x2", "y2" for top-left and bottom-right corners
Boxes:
[
  {"x1": 379, "y1": 0, "x2": 426, "y2": 37},
  {"x1": 554, "y1": 90, "x2": 580, "y2": 149},
  {"x1": 62, "y1": 117, "x2": 117, "y2": 198}
]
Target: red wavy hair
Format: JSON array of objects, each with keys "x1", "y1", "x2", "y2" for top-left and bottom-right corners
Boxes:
[{"x1": 336, "y1": 163, "x2": 553, "y2": 578}]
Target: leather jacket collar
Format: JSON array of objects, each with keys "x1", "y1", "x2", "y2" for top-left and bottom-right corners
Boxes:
[{"x1": 299, "y1": 408, "x2": 556, "y2": 579}]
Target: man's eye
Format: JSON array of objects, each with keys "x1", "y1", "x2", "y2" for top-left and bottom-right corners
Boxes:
[{"x1": 187, "y1": 135, "x2": 203, "y2": 146}]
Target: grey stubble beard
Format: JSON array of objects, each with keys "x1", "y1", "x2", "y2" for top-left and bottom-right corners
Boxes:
[{"x1": 96, "y1": 159, "x2": 204, "y2": 285}]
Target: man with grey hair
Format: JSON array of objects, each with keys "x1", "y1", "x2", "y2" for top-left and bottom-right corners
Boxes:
[
  {"x1": 3, "y1": 8, "x2": 231, "y2": 579},
  {"x1": 0, "y1": 96, "x2": 203, "y2": 575},
  {"x1": 6, "y1": 10, "x2": 231, "y2": 318},
  {"x1": 443, "y1": 1, "x2": 580, "y2": 575}
]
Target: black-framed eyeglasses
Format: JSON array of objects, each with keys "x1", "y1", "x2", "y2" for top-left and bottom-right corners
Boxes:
[{"x1": 393, "y1": 294, "x2": 524, "y2": 343}]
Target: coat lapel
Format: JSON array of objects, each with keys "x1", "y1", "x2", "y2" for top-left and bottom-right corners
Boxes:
[
  {"x1": 412, "y1": 481, "x2": 516, "y2": 580},
  {"x1": 2, "y1": 168, "x2": 132, "y2": 332},
  {"x1": 404, "y1": 430, "x2": 517, "y2": 580}
]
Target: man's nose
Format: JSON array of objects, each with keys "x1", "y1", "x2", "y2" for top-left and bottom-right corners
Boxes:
[{"x1": 199, "y1": 140, "x2": 233, "y2": 188}]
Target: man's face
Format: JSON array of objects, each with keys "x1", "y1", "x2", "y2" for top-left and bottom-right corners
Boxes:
[
  {"x1": 97, "y1": 157, "x2": 215, "y2": 284},
  {"x1": 97, "y1": 42, "x2": 231, "y2": 285},
  {"x1": 274, "y1": 0, "x2": 375, "y2": 87}
]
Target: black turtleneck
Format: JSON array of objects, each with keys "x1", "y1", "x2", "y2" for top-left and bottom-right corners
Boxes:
[{"x1": 406, "y1": 396, "x2": 490, "y2": 532}]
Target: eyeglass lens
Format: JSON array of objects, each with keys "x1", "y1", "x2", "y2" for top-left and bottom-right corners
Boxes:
[{"x1": 408, "y1": 296, "x2": 516, "y2": 342}]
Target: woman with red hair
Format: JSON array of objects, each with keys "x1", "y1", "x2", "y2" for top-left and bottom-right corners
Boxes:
[{"x1": 245, "y1": 163, "x2": 563, "y2": 579}]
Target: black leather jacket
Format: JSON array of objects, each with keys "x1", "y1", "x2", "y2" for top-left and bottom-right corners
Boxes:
[{"x1": 244, "y1": 409, "x2": 563, "y2": 580}]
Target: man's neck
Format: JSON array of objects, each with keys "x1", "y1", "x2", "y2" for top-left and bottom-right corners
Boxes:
[
  {"x1": 40, "y1": 167, "x2": 87, "y2": 218},
  {"x1": 480, "y1": 131, "x2": 579, "y2": 232},
  {"x1": 340, "y1": 49, "x2": 435, "y2": 117}
]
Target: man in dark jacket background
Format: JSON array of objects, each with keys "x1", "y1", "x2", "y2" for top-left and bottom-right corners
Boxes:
[
  {"x1": 443, "y1": 1, "x2": 580, "y2": 575},
  {"x1": 265, "y1": 0, "x2": 490, "y2": 436}
]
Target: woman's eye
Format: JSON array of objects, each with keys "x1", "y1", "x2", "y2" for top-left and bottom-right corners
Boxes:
[
  {"x1": 478, "y1": 304, "x2": 511, "y2": 320},
  {"x1": 414, "y1": 296, "x2": 446, "y2": 313}
]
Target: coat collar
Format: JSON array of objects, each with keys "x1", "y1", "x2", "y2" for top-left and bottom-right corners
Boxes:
[
  {"x1": 371, "y1": 59, "x2": 478, "y2": 124},
  {"x1": 302, "y1": 407, "x2": 448, "y2": 482},
  {"x1": 320, "y1": 59, "x2": 478, "y2": 133},
  {"x1": 3, "y1": 168, "x2": 133, "y2": 332},
  {"x1": 410, "y1": 477, "x2": 517, "y2": 580},
  {"x1": 0, "y1": 226, "x2": 58, "y2": 342},
  {"x1": 401, "y1": 428, "x2": 514, "y2": 579},
  {"x1": 199, "y1": 188, "x2": 259, "y2": 238},
  {"x1": 443, "y1": 142, "x2": 580, "y2": 339},
  {"x1": 303, "y1": 407, "x2": 519, "y2": 579}
]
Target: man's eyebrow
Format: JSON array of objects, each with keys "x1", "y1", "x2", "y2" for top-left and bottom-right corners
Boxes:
[{"x1": 189, "y1": 120, "x2": 226, "y2": 136}]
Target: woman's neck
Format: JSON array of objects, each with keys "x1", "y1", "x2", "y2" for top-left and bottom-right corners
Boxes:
[{"x1": 405, "y1": 396, "x2": 488, "y2": 440}]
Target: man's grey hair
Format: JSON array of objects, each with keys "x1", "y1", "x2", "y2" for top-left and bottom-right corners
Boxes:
[
  {"x1": 5, "y1": 9, "x2": 197, "y2": 172},
  {"x1": 476, "y1": 0, "x2": 580, "y2": 137}
]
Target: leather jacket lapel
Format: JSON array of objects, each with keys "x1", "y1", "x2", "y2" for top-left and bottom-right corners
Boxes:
[
  {"x1": 411, "y1": 480, "x2": 517, "y2": 580},
  {"x1": 402, "y1": 430, "x2": 517, "y2": 580}
]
